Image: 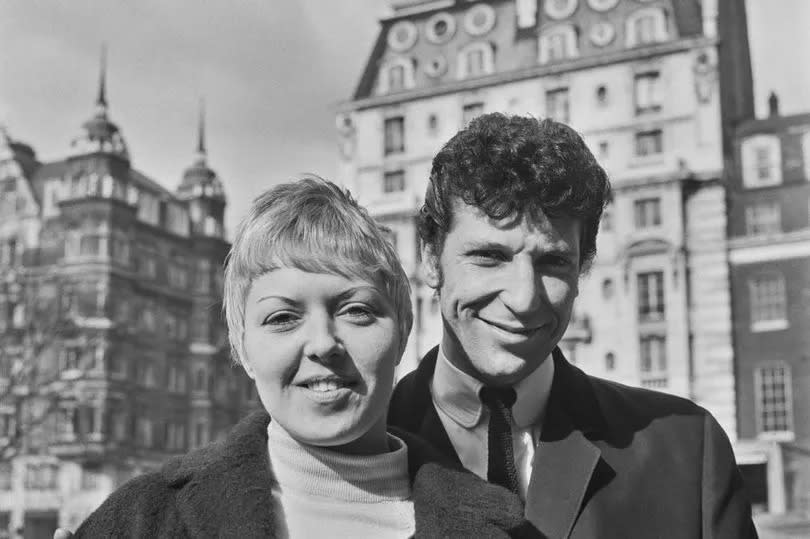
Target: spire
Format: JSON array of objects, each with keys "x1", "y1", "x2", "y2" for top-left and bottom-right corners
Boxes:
[
  {"x1": 96, "y1": 44, "x2": 108, "y2": 117},
  {"x1": 195, "y1": 98, "x2": 207, "y2": 163}
]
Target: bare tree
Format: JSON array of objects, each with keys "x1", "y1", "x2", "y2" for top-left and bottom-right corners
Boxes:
[{"x1": 0, "y1": 272, "x2": 80, "y2": 461}]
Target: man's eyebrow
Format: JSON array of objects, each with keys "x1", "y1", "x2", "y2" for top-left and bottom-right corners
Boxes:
[{"x1": 460, "y1": 240, "x2": 507, "y2": 251}]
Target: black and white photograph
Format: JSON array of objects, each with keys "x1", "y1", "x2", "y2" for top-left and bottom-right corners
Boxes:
[{"x1": 1, "y1": 1, "x2": 809, "y2": 537}]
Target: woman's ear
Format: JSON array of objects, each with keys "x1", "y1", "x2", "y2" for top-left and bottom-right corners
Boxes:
[{"x1": 421, "y1": 243, "x2": 441, "y2": 289}]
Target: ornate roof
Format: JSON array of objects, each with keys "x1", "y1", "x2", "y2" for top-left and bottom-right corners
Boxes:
[
  {"x1": 177, "y1": 100, "x2": 225, "y2": 201},
  {"x1": 69, "y1": 46, "x2": 130, "y2": 161}
]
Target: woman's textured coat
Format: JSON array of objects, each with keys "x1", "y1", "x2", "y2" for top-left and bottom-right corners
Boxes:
[{"x1": 75, "y1": 410, "x2": 539, "y2": 538}]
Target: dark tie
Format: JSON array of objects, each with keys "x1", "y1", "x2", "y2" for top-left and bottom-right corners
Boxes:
[{"x1": 480, "y1": 386, "x2": 519, "y2": 493}]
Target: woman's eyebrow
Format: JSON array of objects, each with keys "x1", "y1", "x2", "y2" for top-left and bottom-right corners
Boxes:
[{"x1": 255, "y1": 295, "x2": 298, "y2": 305}]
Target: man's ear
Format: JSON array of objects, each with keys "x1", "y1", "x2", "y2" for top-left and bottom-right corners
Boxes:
[{"x1": 421, "y1": 243, "x2": 441, "y2": 289}]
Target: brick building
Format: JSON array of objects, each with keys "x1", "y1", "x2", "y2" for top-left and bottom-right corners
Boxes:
[
  {"x1": 728, "y1": 97, "x2": 810, "y2": 514},
  {"x1": 0, "y1": 59, "x2": 254, "y2": 535}
]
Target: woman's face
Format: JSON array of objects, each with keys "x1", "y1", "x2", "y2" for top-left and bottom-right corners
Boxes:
[{"x1": 242, "y1": 267, "x2": 401, "y2": 454}]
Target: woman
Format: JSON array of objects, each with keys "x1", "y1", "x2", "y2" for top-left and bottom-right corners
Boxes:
[{"x1": 71, "y1": 177, "x2": 531, "y2": 538}]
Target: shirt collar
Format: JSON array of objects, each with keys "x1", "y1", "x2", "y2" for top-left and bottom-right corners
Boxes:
[{"x1": 431, "y1": 346, "x2": 555, "y2": 429}]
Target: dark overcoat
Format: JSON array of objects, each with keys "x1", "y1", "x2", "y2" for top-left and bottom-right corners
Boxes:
[
  {"x1": 75, "y1": 409, "x2": 541, "y2": 538},
  {"x1": 388, "y1": 346, "x2": 758, "y2": 539}
]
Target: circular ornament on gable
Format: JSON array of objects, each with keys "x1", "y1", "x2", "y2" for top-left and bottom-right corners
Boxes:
[
  {"x1": 424, "y1": 54, "x2": 448, "y2": 77},
  {"x1": 586, "y1": 0, "x2": 619, "y2": 12},
  {"x1": 388, "y1": 21, "x2": 418, "y2": 52},
  {"x1": 464, "y1": 4, "x2": 497, "y2": 36},
  {"x1": 544, "y1": 0, "x2": 578, "y2": 20},
  {"x1": 425, "y1": 12, "x2": 456, "y2": 44},
  {"x1": 589, "y1": 21, "x2": 616, "y2": 47}
]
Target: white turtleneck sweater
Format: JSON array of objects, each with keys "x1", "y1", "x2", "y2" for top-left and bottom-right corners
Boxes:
[{"x1": 266, "y1": 422, "x2": 415, "y2": 538}]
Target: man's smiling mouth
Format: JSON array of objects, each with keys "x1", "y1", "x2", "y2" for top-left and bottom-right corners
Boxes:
[{"x1": 476, "y1": 316, "x2": 542, "y2": 336}]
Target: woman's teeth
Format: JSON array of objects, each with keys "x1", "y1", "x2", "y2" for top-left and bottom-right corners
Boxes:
[{"x1": 307, "y1": 380, "x2": 346, "y2": 392}]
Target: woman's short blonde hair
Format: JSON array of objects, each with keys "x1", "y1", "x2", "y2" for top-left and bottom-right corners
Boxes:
[{"x1": 223, "y1": 175, "x2": 413, "y2": 365}]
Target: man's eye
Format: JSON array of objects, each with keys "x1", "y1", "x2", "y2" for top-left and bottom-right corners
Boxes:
[{"x1": 470, "y1": 250, "x2": 506, "y2": 263}]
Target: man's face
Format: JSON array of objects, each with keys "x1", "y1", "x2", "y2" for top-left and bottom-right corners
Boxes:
[{"x1": 423, "y1": 199, "x2": 580, "y2": 387}]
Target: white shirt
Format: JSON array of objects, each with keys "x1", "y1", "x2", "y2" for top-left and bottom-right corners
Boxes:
[{"x1": 430, "y1": 347, "x2": 555, "y2": 501}]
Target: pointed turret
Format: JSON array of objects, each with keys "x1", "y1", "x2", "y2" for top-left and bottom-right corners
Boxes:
[
  {"x1": 70, "y1": 45, "x2": 129, "y2": 161},
  {"x1": 177, "y1": 100, "x2": 226, "y2": 239}
]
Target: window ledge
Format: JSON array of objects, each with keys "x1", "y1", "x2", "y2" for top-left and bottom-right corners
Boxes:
[
  {"x1": 751, "y1": 319, "x2": 789, "y2": 333},
  {"x1": 756, "y1": 431, "x2": 795, "y2": 442},
  {"x1": 629, "y1": 154, "x2": 666, "y2": 168}
]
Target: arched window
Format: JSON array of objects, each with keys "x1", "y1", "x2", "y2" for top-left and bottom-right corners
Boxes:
[
  {"x1": 377, "y1": 57, "x2": 416, "y2": 95},
  {"x1": 457, "y1": 42, "x2": 495, "y2": 80},
  {"x1": 625, "y1": 8, "x2": 668, "y2": 48},
  {"x1": 605, "y1": 352, "x2": 616, "y2": 371},
  {"x1": 539, "y1": 24, "x2": 579, "y2": 64}
]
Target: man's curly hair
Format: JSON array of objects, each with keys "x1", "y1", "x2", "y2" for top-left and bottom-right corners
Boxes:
[{"x1": 418, "y1": 113, "x2": 611, "y2": 273}]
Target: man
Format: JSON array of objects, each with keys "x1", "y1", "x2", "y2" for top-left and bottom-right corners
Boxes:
[{"x1": 388, "y1": 113, "x2": 757, "y2": 538}]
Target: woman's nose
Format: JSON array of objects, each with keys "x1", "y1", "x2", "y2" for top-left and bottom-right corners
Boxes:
[{"x1": 302, "y1": 316, "x2": 344, "y2": 363}]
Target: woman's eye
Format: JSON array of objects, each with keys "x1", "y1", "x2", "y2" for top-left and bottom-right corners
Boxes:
[
  {"x1": 341, "y1": 304, "x2": 376, "y2": 324},
  {"x1": 262, "y1": 312, "x2": 299, "y2": 329}
]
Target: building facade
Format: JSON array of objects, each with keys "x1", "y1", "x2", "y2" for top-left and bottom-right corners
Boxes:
[
  {"x1": 0, "y1": 64, "x2": 254, "y2": 535},
  {"x1": 337, "y1": 0, "x2": 753, "y2": 487},
  {"x1": 728, "y1": 99, "x2": 810, "y2": 514}
]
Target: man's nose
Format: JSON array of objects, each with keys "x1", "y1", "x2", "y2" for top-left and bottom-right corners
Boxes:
[
  {"x1": 501, "y1": 259, "x2": 543, "y2": 316},
  {"x1": 302, "y1": 315, "x2": 344, "y2": 363}
]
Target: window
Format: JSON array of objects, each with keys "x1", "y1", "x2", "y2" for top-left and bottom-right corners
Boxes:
[
  {"x1": 634, "y1": 72, "x2": 662, "y2": 113},
  {"x1": 639, "y1": 335, "x2": 667, "y2": 387},
  {"x1": 545, "y1": 88, "x2": 570, "y2": 123},
  {"x1": 745, "y1": 202, "x2": 781, "y2": 236},
  {"x1": 749, "y1": 273, "x2": 788, "y2": 332},
  {"x1": 60, "y1": 347, "x2": 82, "y2": 373},
  {"x1": 0, "y1": 239, "x2": 17, "y2": 267},
  {"x1": 24, "y1": 462, "x2": 59, "y2": 490},
  {"x1": 802, "y1": 131, "x2": 810, "y2": 181},
  {"x1": 605, "y1": 352, "x2": 616, "y2": 371},
  {"x1": 384, "y1": 117, "x2": 405, "y2": 155},
  {"x1": 457, "y1": 42, "x2": 494, "y2": 79},
  {"x1": 136, "y1": 417, "x2": 154, "y2": 448},
  {"x1": 637, "y1": 271, "x2": 665, "y2": 322},
  {"x1": 194, "y1": 259, "x2": 211, "y2": 293},
  {"x1": 383, "y1": 170, "x2": 405, "y2": 193},
  {"x1": 539, "y1": 25, "x2": 579, "y2": 64},
  {"x1": 635, "y1": 130, "x2": 663, "y2": 156},
  {"x1": 462, "y1": 102, "x2": 484, "y2": 127},
  {"x1": 741, "y1": 135, "x2": 782, "y2": 187},
  {"x1": 598, "y1": 141, "x2": 609, "y2": 159},
  {"x1": 0, "y1": 462, "x2": 11, "y2": 490},
  {"x1": 754, "y1": 364, "x2": 793, "y2": 435},
  {"x1": 626, "y1": 8, "x2": 667, "y2": 47},
  {"x1": 633, "y1": 197, "x2": 661, "y2": 228},
  {"x1": 194, "y1": 420, "x2": 209, "y2": 448},
  {"x1": 389, "y1": 64, "x2": 405, "y2": 92}
]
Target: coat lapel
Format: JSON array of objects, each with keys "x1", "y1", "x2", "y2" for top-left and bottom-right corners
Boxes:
[
  {"x1": 524, "y1": 349, "x2": 607, "y2": 539},
  {"x1": 167, "y1": 410, "x2": 279, "y2": 538}
]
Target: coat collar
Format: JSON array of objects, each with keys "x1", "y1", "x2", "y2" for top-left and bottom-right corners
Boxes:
[
  {"x1": 162, "y1": 408, "x2": 533, "y2": 538},
  {"x1": 411, "y1": 346, "x2": 611, "y2": 539}
]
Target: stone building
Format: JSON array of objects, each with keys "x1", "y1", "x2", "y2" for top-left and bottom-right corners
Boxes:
[
  {"x1": 336, "y1": 0, "x2": 754, "y2": 492},
  {"x1": 728, "y1": 95, "x2": 810, "y2": 514},
  {"x1": 0, "y1": 58, "x2": 254, "y2": 535}
]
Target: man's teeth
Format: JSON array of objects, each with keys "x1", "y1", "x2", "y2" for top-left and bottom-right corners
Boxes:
[{"x1": 307, "y1": 380, "x2": 347, "y2": 392}]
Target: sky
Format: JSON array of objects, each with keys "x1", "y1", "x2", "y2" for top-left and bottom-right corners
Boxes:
[{"x1": 1, "y1": 0, "x2": 809, "y2": 235}]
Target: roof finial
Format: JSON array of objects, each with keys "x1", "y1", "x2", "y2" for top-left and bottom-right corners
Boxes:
[
  {"x1": 96, "y1": 44, "x2": 108, "y2": 116},
  {"x1": 196, "y1": 97, "x2": 207, "y2": 163}
]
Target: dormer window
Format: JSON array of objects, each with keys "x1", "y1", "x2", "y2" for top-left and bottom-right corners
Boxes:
[
  {"x1": 539, "y1": 25, "x2": 579, "y2": 64},
  {"x1": 741, "y1": 135, "x2": 782, "y2": 188},
  {"x1": 378, "y1": 57, "x2": 416, "y2": 95},
  {"x1": 626, "y1": 8, "x2": 668, "y2": 48},
  {"x1": 457, "y1": 42, "x2": 495, "y2": 79}
]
